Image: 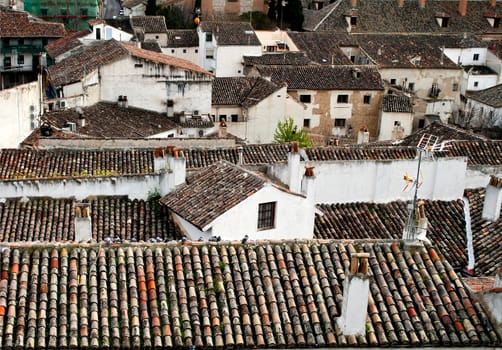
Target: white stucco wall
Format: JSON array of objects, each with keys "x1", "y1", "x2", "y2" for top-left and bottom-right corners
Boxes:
[
  {"x1": 99, "y1": 56, "x2": 212, "y2": 114},
  {"x1": 207, "y1": 185, "x2": 315, "y2": 240},
  {"x1": 269, "y1": 157, "x2": 467, "y2": 204},
  {"x1": 463, "y1": 70, "x2": 498, "y2": 93},
  {"x1": 161, "y1": 47, "x2": 199, "y2": 66},
  {"x1": 465, "y1": 167, "x2": 502, "y2": 189},
  {"x1": 444, "y1": 47, "x2": 487, "y2": 66},
  {"x1": 0, "y1": 80, "x2": 40, "y2": 148},
  {"x1": 255, "y1": 29, "x2": 299, "y2": 52},
  {"x1": 82, "y1": 24, "x2": 133, "y2": 42},
  {"x1": 215, "y1": 45, "x2": 262, "y2": 77},
  {"x1": 378, "y1": 111, "x2": 413, "y2": 141}
]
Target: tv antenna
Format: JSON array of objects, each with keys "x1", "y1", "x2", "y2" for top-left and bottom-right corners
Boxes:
[{"x1": 402, "y1": 133, "x2": 440, "y2": 242}]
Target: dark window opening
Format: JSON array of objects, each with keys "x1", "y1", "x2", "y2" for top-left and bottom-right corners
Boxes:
[
  {"x1": 334, "y1": 118, "x2": 346, "y2": 127},
  {"x1": 40, "y1": 8, "x2": 48, "y2": 15},
  {"x1": 363, "y1": 95, "x2": 371, "y2": 104},
  {"x1": 206, "y1": 32, "x2": 212, "y2": 41},
  {"x1": 453, "y1": 83, "x2": 459, "y2": 91},
  {"x1": 418, "y1": 119, "x2": 425, "y2": 128},
  {"x1": 80, "y1": 8, "x2": 88, "y2": 16},
  {"x1": 96, "y1": 28, "x2": 101, "y2": 40},
  {"x1": 231, "y1": 114, "x2": 238, "y2": 122},
  {"x1": 474, "y1": 81, "x2": 479, "y2": 87},
  {"x1": 303, "y1": 119, "x2": 310, "y2": 128},
  {"x1": 494, "y1": 18, "x2": 500, "y2": 28},
  {"x1": 408, "y1": 82, "x2": 415, "y2": 91},
  {"x1": 17, "y1": 55, "x2": 24, "y2": 65},
  {"x1": 219, "y1": 115, "x2": 227, "y2": 121},
  {"x1": 350, "y1": 16, "x2": 357, "y2": 26},
  {"x1": 337, "y1": 94, "x2": 349, "y2": 103},
  {"x1": 299, "y1": 94, "x2": 311, "y2": 103},
  {"x1": 171, "y1": 49, "x2": 175, "y2": 53},
  {"x1": 183, "y1": 49, "x2": 187, "y2": 53},
  {"x1": 390, "y1": 78, "x2": 397, "y2": 85},
  {"x1": 441, "y1": 17, "x2": 449, "y2": 27},
  {"x1": 473, "y1": 53, "x2": 480, "y2": 61},
  {"x1": 258, "y1": 202, "x2": 276, "y2": 230},
  {"x1": 167, "y1": 100, "x2": 174, "y2": 107}
]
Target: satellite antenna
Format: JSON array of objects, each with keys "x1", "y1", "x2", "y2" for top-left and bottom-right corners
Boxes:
[{"x1": 402, "y1": 133, "x2": 440, "y2": 242}]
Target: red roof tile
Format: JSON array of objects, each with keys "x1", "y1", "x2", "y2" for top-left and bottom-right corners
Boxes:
[{"x1": 0, "y1": 9, "x2": 66, "y2": 37}]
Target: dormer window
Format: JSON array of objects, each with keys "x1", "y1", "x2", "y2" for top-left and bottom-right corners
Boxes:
[
  {"x1": 350, "y1": 16, "x2": 358, "y2": 26},
  {"x1": 435, "y1": 13, "x2": 450, "y2": 28},
  {"x1": 484, "y1": 12, "x2": 501, "y2": 28}
]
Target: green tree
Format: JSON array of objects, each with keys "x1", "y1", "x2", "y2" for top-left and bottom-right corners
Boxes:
[
  {"x1": 239, "y1": 11, "x2": 275, "y2": 30},
  {"x1": 282, "y1": 0, "x2": 304, "y2": 31},
  {"x1": 156, "y1": 5, "x2": 190, "y2": 29},
  {"x1": 273, "y1": 117, "x2": 312, "y2": 147}
]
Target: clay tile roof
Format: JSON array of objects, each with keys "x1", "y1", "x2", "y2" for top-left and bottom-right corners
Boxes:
[
  {"x1": 315, "y1": 190, "x2": 501, "y2": 276},
  {"x1": 166, "y1": 29, "x2": 199, "y2": 47},
  {"x1": 468, "y1": 83, "x2": 502, "y2": 108},
  {"x1": 287, "y1": 32, "x2": 355, "y2": 65},
  {"x1": 130, "y1": 15, "x2": 168, "y2": 33},
  {"x1": 141, "y1": 40, "x2": 162, "y2": 52},
  {"x1": 0, "y1": 241, "x2": 498, "y2": 348},
  {"x1": 0, "y1": 8, "x2": 66, "y2": 37},
  {"x1": 0, "y1": 148, "x2": 154, "y2": 180},
  {"x1": 42, "y1": 102, "x2": 178, "y2": 138},
  {"x1": 398, "y1": 121, "x2": 489, "y2": 146},
  {"x1": 212, "y1": 77, "x2": 281, "y2": 108},
  {"x1": 159, "y1": 161, "x2": 272, "y2": 229},
  {"x1": 382, "y1": 95, "x2": 413, "y2": 113},
  {"x1": 243, "y1": 52, "x2": 313, "y2": 66},
  {"x1": 104, "y1": 18, "x2": 134, "y2": 34},
  {"x1": 199, "y1": 21, "x2": 261, "y2": 46},
  {"x1": 0, "y1": 197, "x2": 178, "y2": 242},
  {"x1": 304, "y1": 0, "x2": 502, "y2": 34},
  {"x1": 44, "y1": 29, "x2": 89, "y2": 59},
  {"x1": 256, "y1": 65, "x2": 384, "y2": 90},
  {"x1": 48, "y1": 40, "x2": 211, "y2": 87}
]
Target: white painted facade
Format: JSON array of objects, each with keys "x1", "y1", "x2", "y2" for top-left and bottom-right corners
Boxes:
[
  {"x1": 426, "y1": 99, "x2": 455, "y2": 124},
  {"x1": 177, "y1": 184, "x2": 315, "y2": 241},
  {"x1": 443, "y1": 47, "x2": 488, "y2": 67},
  {"x1": 462, "y1": 68, "x2": 498, "y2": 94},
  {"x1": 198, "y1": 28, "x2": 262, "y2": 77},
  {"x1": 465, "y1": 166, "x2": 502, "y2": 190},
  {"x1": 82, "y1": 24, "x2": 134, "y2": 42},
  {"x1": 268, "y1": 157, "x2": 468, "y2": 204},
  {"x1": 162, "y1": 47, "x2": 199, "y2": 66},
  {"x1": 378, "y1": 110, "x2": 413, "y2": 141},
  {"x1": 294, "y1": 89, "x2": 321, "y2": 130},
  {"x1": 213, "y1": 86, "x2": 308, "y2": 144},
  {"x1": 123, "y1": 3, "x2": 146, "y2": 16},
  {"x1": 486, "y1": 50, "x2": 502, "y2": 84},
  {"x1": 0, "y1": 80, "x2": 41, "y2": 148}
]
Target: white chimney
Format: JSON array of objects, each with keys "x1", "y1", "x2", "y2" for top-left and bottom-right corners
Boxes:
[
  {"x1": 75, "y1": 203, "x2": 92, "y2": 242},
  {"x1": 168, "y1": 147, "x2": 186, "y2": 187},
  {"x1": 357, "y1": 127, "x2": 370, "y2": 144},
  {"x1": 218, "y1": 119, "x2": 227, "y2": 138},
  {"x1": 337, "y1": 252, "x2": 371, "y2": 336},
  {"x1": 154, "y1": 147, "x2": 167, "y2": 172},
  {"x1": 482, "y1": 176, "x2": 502, "y2": 222},
  {"x1": 301, "y1": 165, "x2": 315, "y2": 200},
  {"x1": 287, "y1": 141, "x2": 301, "y2": 193},
  {"x1": 237, "y1": 146, "x2": 244, "y2": 165}
]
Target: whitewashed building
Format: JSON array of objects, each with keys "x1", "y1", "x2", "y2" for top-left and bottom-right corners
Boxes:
[
  {"x1": 463, "y1": 84, "x2": 502, "y2": 129},
  {"x1": 379, "y1": 95, "x2": 414, "y2": 141}
]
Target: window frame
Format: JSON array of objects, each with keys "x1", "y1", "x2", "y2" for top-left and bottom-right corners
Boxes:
[
  {"x1": 337, "y1": 94, "x2": 349, "y2": 104},
  {"x1": 363, "y1": 95, "x2": 371, "y2": 104},
  {"x1": 257, "y1": 202, "x2": 276, "y2": 230},
  {"x1": 299, "y1": 94, "x2": 311, "y2": 103},
  {"x1": 334, "y1": 118, "x2": 346, "y2": 127}
]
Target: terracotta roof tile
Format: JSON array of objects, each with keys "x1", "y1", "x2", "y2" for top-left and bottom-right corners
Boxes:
[
  {"x1": 199, "y1": 22, "x2": 261, "y2": 46},
  {"x1": 159, "y1": 161, "x2": 272, "y2": 229},
  {"x1": 0, "y1": 8, "x2": 66, "y2": 37},
  {"x1": 166, "y1": 29, "x2": 199, "y2": 47},
  {"x1": 467, "y1": 83, "x2": 502, "y2": 108},
  {"x1": 315, "y1": 190, "x2": 501, "y2": 276},
  {"x1": 44, "y1": 30, "x2": 89, "y2": 59},
  {"x1": 0, "y1": 241, "x2": 498, "y2": 347},
  {"x1": 397, "y1": 121, "x2": 489, "y2": 146},
  {"x1": 43, "y1": 102, "x2": 178, "y2": 138},
  {"x1": 256, "y1": 65, "x2": 384, "y2": 90},
  {"x1": 383, "y1": 95, "x2": 413, "y2": 113},
  {"x1": 212, "y1": 77, "x2": 280, "y2": 107},
  {"x1": 130, "y1": 16, "x2": 168, "y2": 33},
  {"x1": 0, "y1": 197, "x2": 178, "y2": 242},
  {"x1": 287, "y1": 32, "x2": 355, "y2": 65},
  {"x1": 243, "y1": 52, "x2": 313, "y2": 66}
]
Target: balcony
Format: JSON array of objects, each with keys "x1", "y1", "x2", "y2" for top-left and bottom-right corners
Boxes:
[{"x1": 1, "y1": 45, "x2": 44, "y2": 54}]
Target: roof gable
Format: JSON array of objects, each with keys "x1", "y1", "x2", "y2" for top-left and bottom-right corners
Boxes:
[
  {"x1": 468, "y1": 83, "x2": 502, "y2": 108},
  {"x1": 212, "y1": 77, "x2": 280, "y2": 107}
]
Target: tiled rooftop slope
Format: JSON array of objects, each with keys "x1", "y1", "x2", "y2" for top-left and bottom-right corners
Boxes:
[
  {"x1": 0, "y1": 197, "x2": 176, "y2": 242},
  {"x1": 0, "y1": 241, "x2": 499, "y2": 348},
  {"x1": 315, "y1": 189, "x2": 501, "y2": 276}
]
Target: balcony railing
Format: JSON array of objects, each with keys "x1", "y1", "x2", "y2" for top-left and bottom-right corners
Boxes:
[{"x1": 1, "y1": 45, "x2": 44, "y2": 54}]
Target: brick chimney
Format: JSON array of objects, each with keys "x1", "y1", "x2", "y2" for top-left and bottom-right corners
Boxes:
[
  {"x1": 482, "y1": 175, "x2": 502, "y2": 221},
  {"x1": 287, "y1": 141, "x2": 301, "y2": 193},
  {"x1": 418, "y1": 0, "x2": 426, "y2": 8},
  {"x1": 75, "y1": 202, "x2": 92, "y2": 242},
  {"x1": 351, "y1": 0, "x2": 357, "y2": 7},
  {"x1": 301, "y1": 165, "x2": 315, "y2": 200},
  {"x1": 458, "y1": 0, "x2": 467, "y2": 16},
  {"x1": 397, "y1": 0, "x2": 404, "y2": 7},
  {"x1": 337, "y1": 252, "x2": 371, "y2": 335},
  {"x1": 489, "y1": 0, "x2": 497, "y2": 7}
]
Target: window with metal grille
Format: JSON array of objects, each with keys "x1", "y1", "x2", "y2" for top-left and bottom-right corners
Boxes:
[{"x1": 257, "y1": 202, "x2": 276, "y2": 230}]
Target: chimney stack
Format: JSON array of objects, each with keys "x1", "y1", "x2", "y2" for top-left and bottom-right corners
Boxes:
[
  {"x1": 301, "y1": 165, "x2": 316, "y2": 199},
  {"x1": 418, "y1": 0, "x2": 426, "y2": 8},
  {"x1": 337, "y1": 252, "x2": 371, "y2": 335},
  {"x1": 357, "y1": 126, "x2": 370, "y2": 144},
  {"x1": 75, "y1": 203, "x2": 92, "y2": 242},
  {"x1": 482, "y1": 175, "x2": 502, "y2": 221},
  {"x1": 489, "y1": 0, "x2": 497, "y2": 7},
  {"x1": 168, "y1": 147, "x2": 186, "y2": 188},
  {"x1": 287, "y1": 141, "x2": 301, "y2": 193},
  {"x1": 351, "y1": 0, "x2": 357, "y2": 8},
  {"x1": 458, "y1": 0, "x2": 467, "y2": 16},
  {"x1": 218, "y1": 119, "x2": 227, "y2": 138},
  {"x1": 237, "y1": 146, "x2": 244, "y2": 165},
  {"x1": 397, "y1": 0, "x2": 404, "y2": 7},
  {"x1": 154, "y1": 147, "x2": 167, "y2": 172}
]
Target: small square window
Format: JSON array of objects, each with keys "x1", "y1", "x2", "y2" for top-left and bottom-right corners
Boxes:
[
  {"x1": 171, "y1": 49, "x2": 175, "y2": 53},
  {"x1": 219, "y1": 115, "x2": 227, "y2": 121},
  {"x1": 474, "y1": 81, "x2": 479, "y2": 87},
  {"x1": 452, "y1": 83, "x2": 459, "y2": 91},
  {"x1": 17, "y1": 55, "x2": 24, "y2": 65},
  {"x1": 299, "y1": 94, "x2": 311, "y2": 103},
  {"x1": 60, "y1": 9, "x2": 68, "y2": 15},
  {"x1": 473, "y1": 53, "x2": 480, "y2": 61},
  {"x1": 195, "y1": 49, "x2": 198, "y2": 53},
  {"x1": 408, "y1": 82, "x2": 415, "y2": 91},
  {"x1": 350, "y1": 16, "x2": 357, "y2": 26},
  {"x1": 41, "y1": 8, "x2": 48, "y2": 15},
  {"x1": 231, "y1": 114, "x2": 238, "y2": 122},
  {"x1": 394, "y1": 121, "x2": 401, "y2": 126},
  {"x1": 337, "y1": 94, "x2": 349, "y2": 103},
  {"x1": 155, "y1": 35, "x2": 159, "y2": 39},
  {"x1": 167, "y1": 99, "x2": 174, "y2": 107},
  {"x1": 80, "y1": 8, "x2": 88, "y2": 16},
  {"x1": 183, "y1": 49, "x2": 187, "y2": 53},
  {"x1": 206, "y1": 32, "x2": 212, "y2": 41},
  {"x1": 418, "y1": 119, "x2": 425, "y2": 128},
  {"x1": 258, "y1": 202, "x2": 276, "y2": 230},
  {"x1": 363, "y1": 95, "x2": 371, "y2": 104},
  {"x1": 390, "y1": 78, "x2": 397, "y2": 85},
  {"x1": 334, "y1": 118, "x2": 346, "y2": 127},
  {"x1": 303, "y1": 119, "x2": 310, "y2": 128}
]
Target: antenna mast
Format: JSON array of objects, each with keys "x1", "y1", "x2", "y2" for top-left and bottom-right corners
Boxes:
[{"x1": 402, "y1": 133, "x2": 439, "y2": 241}]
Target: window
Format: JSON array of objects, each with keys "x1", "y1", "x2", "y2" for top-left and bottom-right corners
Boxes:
[
  {"x1": 40, "y1": 8, "x2": 48, "y2": 15},
  {"x1": 441, "y1": 17, "x2": 449, "y2": 27},
  {"x1": 474, "y1": 81, "x2": 479, "y2": 87},
  {"x1": 231, "y1": 114, "x2": 238, "y2": 122},
  {"x1": 473, "y1": 53, "x2": 480, "y2": 61},
  {"x1": 266, "y1": 45, "x2": 277, "y2": 52},
  {"x1": 219, "y1": 115, "x2": 227, "y2": 121},
  {"x1": 363, "y1": 95, "x2": 371, "y2": 104},
  {"x1": 452, "y1": 83, "x2": 459, "y2": 91},
  {"x1": 299, "y1": 94, "x2": 311, "y2": 103},
  {"x1": 408, "y1": 82, "x2": 415, "y2": 91},
  {"x1": 390, "y1": 78, "x2": 397, "y2": 85},
  {"x1": 183, "y1": 49, "x2": 187, "y2": 53},
  {"x1": 334, "y1": 118, "x2": 346, "y2": 127},
  {"x1": 337, "y1": 94, "x2": 349, "y2": 103},
  {"x1": 303, "y1": 119, "x2": 310, "y2": 128},
  {"x1": 350, "y1": 55, "x2": 355, "y2": 62},
  {"x1": 350, "y1": 16, "x2": 357, "y2": 26},
  {"x1": 418, "y1": 119, "x2": 425, "y2": 128},
  {"x1": 167, "y1": 100, "x2": 174, "y2": 107},
  {"x1": 494, "y1": 18, "x2": 500, "y2": 28},
  {"x1": 155, "y1": 35, "x2": 159, "y2": 39},
  {"x1": 394, "y1": 121, "x2": 401, "y2": 126},
  {"x1": 134, "y1": 63, "x2": 143, "y2": 68},
  {"x1": 257, "y1": 202, "x2": 276, "y2": 230},
  {"x1": 17, "y1": 55, "x2": 24, "y2": 65},
  {"x1": 195, "y1": 49, "x2": 198, "y2": 53},
  {"x1": 171, "y1": 49, "x2": 175, "y2": 53},
  {"x1": 80, "y1": 8, "x2": 88, "y2": 16},
  {"x1": 96, "y1": 28, "x2": 101, "y2": 40},
  {"x1": 4, "y1": 57, "x2": 11, "y2": 68},
  {"x1": 18, "y1": 39, "x2": 24, "y2": 45},
  {"x1": 206, "y1": 32, "x2": 212, "y2": 41},
  {"x1": 206, "y1": 49, "x2": 214, "y2": 59}
]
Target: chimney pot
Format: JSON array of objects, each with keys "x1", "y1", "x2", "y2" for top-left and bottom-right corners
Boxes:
[
  {"x1": 291, "y1": 141, "x2": 299, "y2": 153},
  {"x1": 458, "y1": 0, "x2": 467, "y2": 16},
  {"x1": 154, "y1": 147, "x2": 165, "y2": 158},
  {"x1": 489, "y1": 0, "x2": 497, "y2": 7},
  {"x1": 75, "y1": 203, "x2": 92, "y2": 242},
  {"x1": 397, "y1": 0, "x2": 404, "y2": 7},
  {"x1": 305, "y1": 165, "x2": 315, "y2": 177},
  {"x1": 418, "y1": 0, "x2": 426, "y2": 8},
  {"x1": 351, "y1": 0, "x2": 357, "y2": 7}
]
